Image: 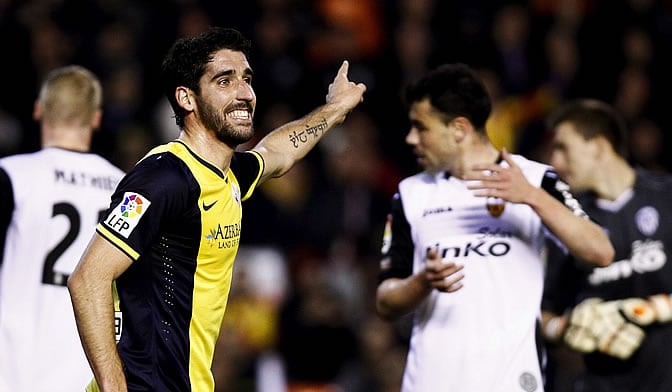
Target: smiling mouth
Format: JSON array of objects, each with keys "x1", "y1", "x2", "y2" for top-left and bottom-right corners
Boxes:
[{"x1": 226, "y1": 109, "x2": 251, "y2": 120}]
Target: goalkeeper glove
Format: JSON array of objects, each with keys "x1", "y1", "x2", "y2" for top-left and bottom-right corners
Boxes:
[{"x1": 560, "y1": 298, "x2": 646, "y2": 360}]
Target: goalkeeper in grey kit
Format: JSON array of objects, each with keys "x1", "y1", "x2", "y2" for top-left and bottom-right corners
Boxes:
[{"x1": 541, "y1": 99, "x2": 672, "y2": 392}]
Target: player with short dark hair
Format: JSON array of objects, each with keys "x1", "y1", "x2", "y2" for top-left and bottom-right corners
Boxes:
[
  {"x1": 0, "y1": 65, "x2": 124, "y2": 391},
  {"x1": 375, "y1": 64, "x2": 614, "y2": 392},
  {"x1": 67, "y1": 26, "x2": 366, "y2": 391},
  {"x1": 542, "y1": 98, "x2": 672, "y2": 392}
]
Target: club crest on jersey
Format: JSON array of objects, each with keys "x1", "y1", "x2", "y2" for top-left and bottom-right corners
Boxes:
[
  {"x1": 232, "y1": 182, "x2": 241, "y2": 206},
  {"x1": 105, "y1": 192, "x2": 152, "y2": 238},
  {"x1": 635, "y1": 206, "x2": 659, "y2": 236},
  {"x1": 486, "y1": 196, "x2": 505, "y2": 217}
]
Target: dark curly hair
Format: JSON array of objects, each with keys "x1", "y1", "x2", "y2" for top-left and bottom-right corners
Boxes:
[
  {"x1": 404, "y1": 63, "x2": 492, "y2": 132},
  {"x1": 161, "y1": 27, "x2": 251, "y2": 128}
]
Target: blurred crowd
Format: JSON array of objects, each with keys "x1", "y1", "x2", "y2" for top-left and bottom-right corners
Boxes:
[{"x1": 2, "y1": 0, "x2": 672, "y2": 391}]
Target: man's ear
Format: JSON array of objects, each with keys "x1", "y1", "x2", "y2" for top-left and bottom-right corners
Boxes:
[
  {"x1": 452, "y1": 117, "x2": 470, "y2": 142},
  {"x1": 176, "y1": 87, "x2": 193, "y2": 110},
  {"x1": 593, "y1": 135, "x2": 613, "y2": 158},
  {"x1": 33, "y1": 101, "x2": 42, "y2": 121},
  {"x1": 91, "y1": 109, "x2": 102, "y2": 131}
]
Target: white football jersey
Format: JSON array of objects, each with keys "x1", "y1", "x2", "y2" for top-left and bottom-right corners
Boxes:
[
  {"x1": 380, "y1": 154, "x2": 585, "y2": 392},
  {"x1": 0, "y1": 147, "x2": 123, "y2": 392}
]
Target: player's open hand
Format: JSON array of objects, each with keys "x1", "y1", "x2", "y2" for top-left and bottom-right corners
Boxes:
[
  {"x1": 424, "y1": 248, "x2": 464, "y2": 293},
  {"x1": 465, "y1": 148, "x2": 535, "y2": 204},
  {"x1": 326, "y1": 60, "x2": 367, "y2": 121}
]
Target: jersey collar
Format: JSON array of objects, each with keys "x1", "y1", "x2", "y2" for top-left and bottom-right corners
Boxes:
[{"x1": 442, "y1": 152, "x2": 504, "y2": 180}]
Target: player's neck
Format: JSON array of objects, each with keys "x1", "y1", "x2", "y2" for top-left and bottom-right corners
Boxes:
[
  {"x1": 455, "y1": 142, "x2": 499, "y2": 179},
  {"x1": 594, "y1": 158, "x2": 635, "y2": 201},
  {"x1": 178, "y1": 129, "x2": 234, "y2": 173},
  {"x1": 41, "y1": 126, "x2": 91, "y2": 152}
]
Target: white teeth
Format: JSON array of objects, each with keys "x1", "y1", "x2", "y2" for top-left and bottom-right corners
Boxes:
[{"x1": 228, "y1": 110, "x2": 249, "y2": 119}]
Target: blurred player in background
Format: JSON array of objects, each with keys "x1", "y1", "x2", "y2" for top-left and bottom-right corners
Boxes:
[
  {"x1": 375, "y1": 63, "x2": 613, "y2": 392},
  {"x1": 541, "y1": 99, "x2": 672, "y2": 392},
  {"x1": 0, "y1": 65, "x2": 124, "y2": 391}
]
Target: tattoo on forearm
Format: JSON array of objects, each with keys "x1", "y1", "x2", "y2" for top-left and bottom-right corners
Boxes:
[{"x1": 289, "y1": 118, "x2": 328, "y2": 148}]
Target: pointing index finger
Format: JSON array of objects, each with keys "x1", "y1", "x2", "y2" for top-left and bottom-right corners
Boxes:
[{"x1": 338, "y1": 60, "x2": 349, "y2": 79}]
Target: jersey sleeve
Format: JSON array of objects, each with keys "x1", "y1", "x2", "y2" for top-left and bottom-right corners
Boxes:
[
  {"x1": 230, "y1": 151, "x2": 263, "y2": 202},
  {"x1": 378, "y1": 192, "x2": 414, "y2": 283},
  {"x1": 0, "y1": 166, "x2": 14, "y2": 267},
  {"x1": 540, "y1": 169, "x2": 589, "y2": 219},
  {"x1": 541, "y1": 238, "x2": 583, "y2": 314},
  {"x1": 97, "y1": 153, "x2": 194, "y2": 260},
  {"x1": 541, "y1": 170, "x2": 599, "y2": 313},
  {"x1": 539, "y1": 169, "x2": 608, "y2": 261}
]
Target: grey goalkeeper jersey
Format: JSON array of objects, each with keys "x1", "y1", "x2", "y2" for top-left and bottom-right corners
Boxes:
[{"x1": 542, "y1": 169, "x2": 672, "y2": 392}]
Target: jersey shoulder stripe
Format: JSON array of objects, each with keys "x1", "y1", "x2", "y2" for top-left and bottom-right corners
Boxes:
[{"x1": 96, "y1": 224, "x2": 140, "y2": 260}]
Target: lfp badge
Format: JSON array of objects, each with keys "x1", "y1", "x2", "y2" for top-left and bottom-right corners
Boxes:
[
  {"x1": 105, "y1": 192, "x2": 152, "y2": 238},
  {"x1": 120, "y1": 193, "x2": 146, "y2": 218}
]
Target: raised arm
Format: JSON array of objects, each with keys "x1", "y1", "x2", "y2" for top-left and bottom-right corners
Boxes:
[
  {"x1": 522, "y1": 185, "x2": 613, "y2": 267},
  {"x1": 68, "y1": 233, "x2": 133, "y2": 391},
  {"x1": 466, "y1": 149, "x2": 614, "y2": 267},
  {"x1": 252, "y1": 60, "x2": 366, "y2": 183}
]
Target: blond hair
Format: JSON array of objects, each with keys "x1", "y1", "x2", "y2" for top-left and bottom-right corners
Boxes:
[{"x1": 38, "y1": 65, "x2": 102, "y2": 128}]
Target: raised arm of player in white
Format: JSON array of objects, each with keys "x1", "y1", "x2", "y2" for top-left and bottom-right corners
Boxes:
[{"x1": 465, "y1": 148, "x2": 614, "y2": 267}]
